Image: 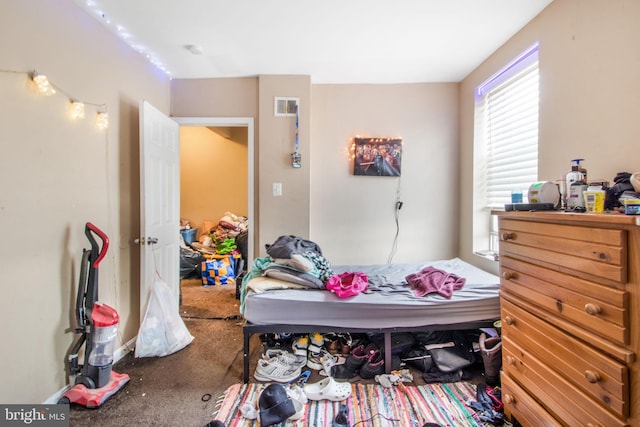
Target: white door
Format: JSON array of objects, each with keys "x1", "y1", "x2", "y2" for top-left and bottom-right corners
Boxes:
[{"x1": 139, "y1": 101, "x2": 180, "y2": 320}]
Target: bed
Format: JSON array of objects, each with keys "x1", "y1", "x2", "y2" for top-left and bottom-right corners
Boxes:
[{"x1": 241, "y1": 258, "x2": 501, "y2": 383}]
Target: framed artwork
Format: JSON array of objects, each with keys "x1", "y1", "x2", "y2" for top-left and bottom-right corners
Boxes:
[{"x1": 353, "y1": 137, "x2": 402, "y2": 176}]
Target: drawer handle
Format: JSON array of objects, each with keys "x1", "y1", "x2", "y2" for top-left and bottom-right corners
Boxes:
[
  {"x1": 501, "y1": 232, "x2": 515, "y2": 241},
  {"x1": 506, "y1": 355, "x2": 516, "y2": 366},
  {"x1": 503, "y1": 394, "x2": 515, "y2": 404},
  {"x1": 501, "y1": 271, "x2": 516, "y2": 280},
  {"x1": 585, "y1": 303, "x2": 602, "y2": 316},
  {"x1": 584, "y1": 370, "x2": 601, "y2": 383},
  {"x1": 504, "y1": 316, "x2": 514, "y2": 326}
]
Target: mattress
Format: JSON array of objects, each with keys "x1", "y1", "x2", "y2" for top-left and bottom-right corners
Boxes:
[{"x1": 243, "y1": 258, "x2": 500, "y2": 329}]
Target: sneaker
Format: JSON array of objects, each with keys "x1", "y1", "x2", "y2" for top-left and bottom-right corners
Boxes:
[
  {"x1": 263, "y1": 349, "x2": 307, "y2": 369},
  {"x1": 307, "y1": 349, "x2": 337, "y2": 371},
  {"x1": 338, "y1": 333, "x2": 353, "y2": 356},
  {"x1": 292, "y1": 335, "x2": 309, "y2": 356},
  {"x1": 308, "y1": 332, "x2": 324, "y2": 353},
  {"x1": 319, "y1": 353, "x2": 345, "y2": 376},
  {"x1": 254, "y1": 357, "x2": 302, "y2": 383}
]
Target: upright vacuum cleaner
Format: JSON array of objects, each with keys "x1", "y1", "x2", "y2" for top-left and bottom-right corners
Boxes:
[{"x1": 59, "y1": 222, "x2": 130, "y2": 408}]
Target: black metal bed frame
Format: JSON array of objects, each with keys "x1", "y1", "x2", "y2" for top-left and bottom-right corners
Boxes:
[{"x1": 242, "y1": 319, "x2": 496, "y2": 383}]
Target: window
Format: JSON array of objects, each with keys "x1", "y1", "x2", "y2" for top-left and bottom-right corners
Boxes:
[{"x1": 473, "y1": 43, "x2": 539, "y2": 259}]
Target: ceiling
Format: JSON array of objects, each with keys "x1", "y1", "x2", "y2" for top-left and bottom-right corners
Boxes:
[{"x1": 72, "y1": 0, "x2": 553, "y2": 84}]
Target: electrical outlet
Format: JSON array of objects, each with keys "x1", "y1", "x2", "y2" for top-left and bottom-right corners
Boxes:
[{"x1": 273, "y1": 183, "x2": 282, "y2": 197}]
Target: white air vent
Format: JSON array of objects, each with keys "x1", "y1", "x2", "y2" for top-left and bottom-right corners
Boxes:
[{"x1": 274, "y1": 97, "x2": 299, "y2": 117}]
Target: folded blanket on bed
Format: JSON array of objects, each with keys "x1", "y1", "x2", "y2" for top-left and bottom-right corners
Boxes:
[
  {"x1": 405, "y1": 266, "x2": 466, "y2": 299},
  {"x1": 239, "y1": 253, "x2": 329, "y2": 313},
  {"x1": 245, "y1": 276, "x2": 309, "y2": 293}
]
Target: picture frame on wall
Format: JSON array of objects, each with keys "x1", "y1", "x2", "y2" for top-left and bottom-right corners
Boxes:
[{"x1": 353, "y1": 137, "x2": 402, "y2": 176}]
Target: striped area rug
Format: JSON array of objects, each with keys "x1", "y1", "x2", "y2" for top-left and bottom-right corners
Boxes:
[{"x1": 214, "y1": 382, "x2": 482, "y2": 426}]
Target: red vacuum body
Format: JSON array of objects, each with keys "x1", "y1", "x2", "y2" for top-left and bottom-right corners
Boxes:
[{"x1": 59, "y1": 222, "x2": 129, "y2": 408}]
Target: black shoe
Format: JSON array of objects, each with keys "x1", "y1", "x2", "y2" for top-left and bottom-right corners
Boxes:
[{"x1": 359, "y1": 349, "x2": 384, "y2": 379}]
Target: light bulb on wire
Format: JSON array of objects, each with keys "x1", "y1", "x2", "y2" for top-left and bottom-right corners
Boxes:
[{"x1": 31, "y1": 72, "x2": 56, "y2": 96}]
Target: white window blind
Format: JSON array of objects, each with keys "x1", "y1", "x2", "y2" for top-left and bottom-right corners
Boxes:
[{"x1": 478, "y1": 46, "x2": 539, "y2": 209}]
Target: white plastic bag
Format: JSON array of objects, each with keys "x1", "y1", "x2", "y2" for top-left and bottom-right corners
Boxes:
[{"x1": 135, "y1": 277, "x2": 194, "y2": 358}]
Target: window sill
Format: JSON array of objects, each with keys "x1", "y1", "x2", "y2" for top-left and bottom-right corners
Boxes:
[{"x1": 474, "y1": 250, "x2": 499, "y2": 262}]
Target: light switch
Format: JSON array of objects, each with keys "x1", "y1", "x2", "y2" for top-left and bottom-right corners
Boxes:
[{"x1": 273, "y1": 182, "x2": 282, "y2": 196}]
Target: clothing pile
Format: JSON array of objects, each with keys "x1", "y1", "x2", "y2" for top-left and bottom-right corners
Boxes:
[
  {"x1": 211, "y1": 212, "x2": 248, "y2": 241},
  {"x1": 202, "y1": 212, "x2": 249, "y2": 242},
  {"x1": 240, "y1": 235, "x2": 334, "y2": 311},
  {"x1": 263, "y1": 235, "x2": 334, "y2": 287}
]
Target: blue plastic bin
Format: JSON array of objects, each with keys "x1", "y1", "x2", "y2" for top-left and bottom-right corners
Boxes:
[{"x1": 180, "y1": 228, "x2": 197, "y2": 244}]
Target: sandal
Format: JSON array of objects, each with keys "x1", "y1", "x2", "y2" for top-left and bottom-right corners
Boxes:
[{"x1": 303, "y1": 377, "x2": 352, "y2": 401}]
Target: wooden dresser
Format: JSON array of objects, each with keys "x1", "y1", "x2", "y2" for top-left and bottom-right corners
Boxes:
[{"x1": 495, "y1": 211, "x2": 640, "y2": 427}]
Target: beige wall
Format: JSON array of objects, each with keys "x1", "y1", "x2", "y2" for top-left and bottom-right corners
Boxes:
[
  {"x1": 180, "y1": 126, "x2": 248, "y2": 237},
  {"x1": 459, "y1": 0, "x2": 640, "y2": 273},
  {"x1": 257, "y1": 75, "x2": 312, "y2": 249},
  {"x1": 310, "y1": 83, "x2": 460, "y2": 264},
  {"x1": 0, "y1": 1, "x2": 170, "y2": 403}
]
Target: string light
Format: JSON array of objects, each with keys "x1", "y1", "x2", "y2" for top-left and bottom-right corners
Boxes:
[
  {"x1": 31, "y1": 72, "x2": 56, "y2": 96},
  {"x1": 70, "y1": 100, "x2": 86, "y2": 119},
  {"x1": 348, "y1": 135, "x2": 403, "y2": 161},
  {"x1": 2, "y1": 68, "x2": 108, "y2": 130},
  {"x1": 96, "y1": 111, "x2": 109, "y2": 130}
]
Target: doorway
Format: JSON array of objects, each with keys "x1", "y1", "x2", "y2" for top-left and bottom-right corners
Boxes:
[
  {"x1": 174, "y1": 117, "x2": 254, "y2": 312},
  {"x1": 173, "y1": 117, "x2": 254, "y2": 262}
]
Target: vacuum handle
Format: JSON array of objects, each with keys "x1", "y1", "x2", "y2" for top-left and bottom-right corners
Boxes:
[{"x1": 85, "y1": 222, "x2": 109, "y2": 268}]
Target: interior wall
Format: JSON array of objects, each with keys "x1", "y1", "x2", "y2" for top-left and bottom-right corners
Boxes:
[
  {"x1": 459, "y1": 0, "x2": 640, "y2": 272},
  {"x1": 257, "y1": 75, "x2": 312, "y2": 251},
  {"x1": 180, "y1": 126, "x2": 248, "y2": 238},
  {"x1": 310, "y1": 83, "x2": 460, "y2": 264},
  {"x1": 0, "y1": 0, "x2": 170, "y2": 403}
]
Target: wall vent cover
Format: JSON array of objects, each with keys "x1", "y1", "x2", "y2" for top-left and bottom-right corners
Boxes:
[{"x1": 274, "y1": 97, "x2": 299, "y2": 116}]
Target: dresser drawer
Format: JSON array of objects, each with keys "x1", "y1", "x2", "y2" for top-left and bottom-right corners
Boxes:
[
  {"x1": 501, "y1": 257, "x2": 628, "y2": 345},
  {"x1": 502, "y1": 297, "x2": 629, "y2": 419},
  {"x1": 501, "y1": 373, "x2": 562, "y2": 427},
  {"x1": 499, "y1": 218, "x2": 627, "y2": 284},
  {"x1": 502, "y1": 339, "x2": 627, "y2": 427}
]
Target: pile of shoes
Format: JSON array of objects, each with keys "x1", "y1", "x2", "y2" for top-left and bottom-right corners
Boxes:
[
  {"x1": 291, "y1": 332, "x2": 386, "y2": 380},
  {"x1": 257, "y1": 332, "x2": 388, "y2": 381},
  {"x1": 331, "y1": 342, "x2": 384, "y2": 380},
  {"x1": 247, "y1": 336, "x2": 354, "y2": 426},
  {"x1": 294, "y1": 333, "x2": 346, "y2": 374}
]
